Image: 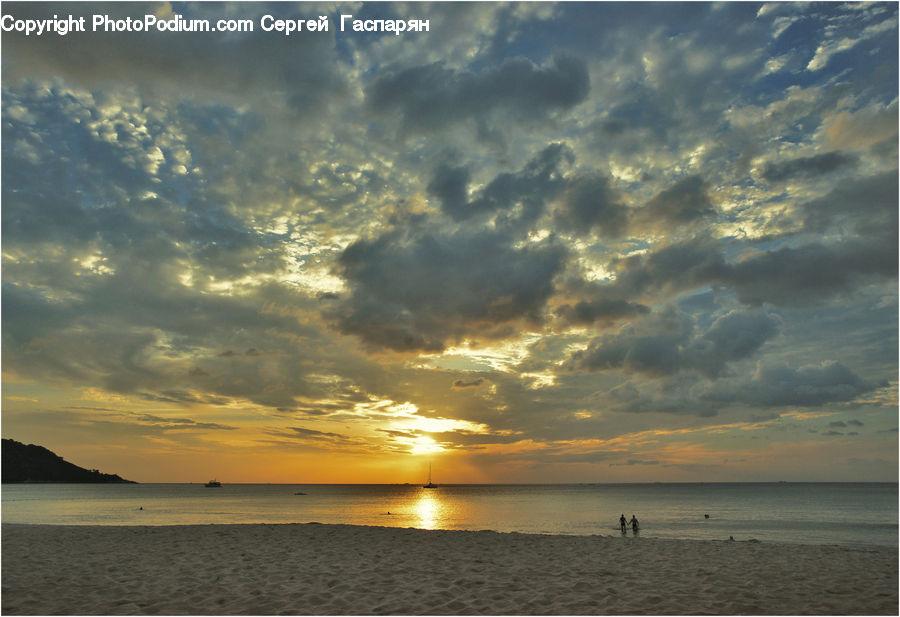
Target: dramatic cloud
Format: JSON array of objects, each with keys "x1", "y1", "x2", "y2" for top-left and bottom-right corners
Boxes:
[
  {"x1": 552, "y1": 173, "x2": 629, "y2": 238},
  {"x1": 365, "y1": 55, "x2": 589, "y2": 131},
  {"x1": 759, "y1": 152, "x2": 858, "y2": 183},
  {"x1": 609, "y1": 237, "x2": 728, "y2": 302},
  {"x1": 2, "y1": 1, "x2": 896, "y2": 482},
  {"x1": 705, "y1": 361, "x2": 877, "y2": 408},
  {"x1": 726, "y1": 241, "x2": 896, "y2": 307},
  {"x1": 331, "y1": 228, "x2": 567, "y2": 351},
  {"x1": 567, "y1": 309, "x2": 781, "y2": 379},
  {"x1": 634, "y1": 175, "x2": 716, "y2": 231},
  {"x1": 599, "y1": 170, "x2": 898, "y2": 309},
  {"x1": 428, "y1": 143, "x2": 573, "y2": 226},
  {"x1": 555, "y1": 298, "x2": 650, "y2": 328},
  {"x1": 797, "y1": 171, "x2": 898, "y2": 238}
]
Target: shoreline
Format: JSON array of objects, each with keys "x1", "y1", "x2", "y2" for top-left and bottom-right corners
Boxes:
[
  {"x1": 3, "y1": 522, "x2": 897, "y2": 615},
  {"x1": 2, "y1": 519, "x2": 893, "y2": 548}
]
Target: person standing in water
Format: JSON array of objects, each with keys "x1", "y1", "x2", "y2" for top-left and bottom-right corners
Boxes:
[
  {"x1": 630, "y1": 514, "x2": 639, "y2": 534},
  {"x1": 619, "y1": 514, "x2": 627, "y2": 533}
]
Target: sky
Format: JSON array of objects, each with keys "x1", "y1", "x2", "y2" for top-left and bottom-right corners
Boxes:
[{"x1": 2, "y1": 1, "x2": 897, "y2": 484}]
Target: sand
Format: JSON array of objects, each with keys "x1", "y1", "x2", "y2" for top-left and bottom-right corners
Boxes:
[{"x1": 2, "y1": 522, "x2": 896, "y2": 615}]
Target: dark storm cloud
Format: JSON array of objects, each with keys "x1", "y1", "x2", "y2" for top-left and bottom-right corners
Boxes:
[
  {"x1": 568, "y1": 330, "x2": 685, "y2": 377},
  {"x1": 598, "y1": 89, "x2": 671, "y2": 144},
  {"x1": 605, "y1": 385, "x2": 721, "y2": 418},
  {"x1": 609, "y1": 237, "x2": 728, "y2": 301},
  {"x1": 429, "y1": 152, "x2": 714, "y2": 241},
  {"x1": 555, "y1": 298, "x2": 650, "y2": 327},
  {"x1": 365, "y1": 55, "x2": 589, "y2": 130},
  {"x1": 566, "y1": 308, "x2": 781, "y2": 379},
  {"x1": 798, "y1": 170, "x2": 898, "y2": 238},
  {"x1": 430, "y1": 143, "x2": 700, "y2": 241},
  {"x1": 471, "y1": 143, "x2": 573, "y2": 229},
  {"x1": 727, "y1": 240, "x2": 897, "y2": 307},
  {"x1": 750, "y1": 362, "x2": 876, "y2": 407},
  {"x1": 635, "y1": 175, "x2": 716, "y2": 230},
  {"x1": 428, "y1": 143, "x2": 573, "y2": 226},
  {"x1": 685, "y1": 310, "x2": 782, "y2": 377},
  {"x1": 331, "y1": 228, "x2": 568, "y2": 352},
  {"x1": 704, "y1": 361, "x2": 876, "y2": 407},
  {"x1": 552, "y1": 173, "x2": 629, "y2": 238},
  {"x1": 639, "y1": 237, "x2": 895, "y2": 309},
  {"x1": 760, "y1": 152, "x2": 858, "y2": 183},
  {"x1": 427, "y1": 164, "x2": 471, "y2": 220},
  {"x1": 553, "y1": 173, "x2": 716, "y2": 242}
]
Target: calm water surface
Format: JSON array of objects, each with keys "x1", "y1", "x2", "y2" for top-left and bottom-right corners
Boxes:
[{"x1": 2, "y1": 483, "x2": 896, "y2": 547}]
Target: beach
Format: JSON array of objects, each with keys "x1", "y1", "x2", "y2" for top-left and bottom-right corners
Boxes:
[{"x1": 2, "y1": 522, "x2": 897, "y2": 615}]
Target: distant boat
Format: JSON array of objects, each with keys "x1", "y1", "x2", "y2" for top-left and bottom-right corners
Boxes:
[
  {"x1": 423, "y1": 464, "x2": 437, "y2": 489},
  {"x1": 205, "y1": 479, "x2": 222, "y2": 487}
]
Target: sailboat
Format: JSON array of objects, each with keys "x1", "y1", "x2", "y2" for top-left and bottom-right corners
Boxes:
[{"x1": 423, "y1": 463, "x2": 437, "y2": 489}]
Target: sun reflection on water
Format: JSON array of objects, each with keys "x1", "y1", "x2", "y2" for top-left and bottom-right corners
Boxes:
[{"x1": 415, "y1": 489, "x2": 441, "y2": 529}]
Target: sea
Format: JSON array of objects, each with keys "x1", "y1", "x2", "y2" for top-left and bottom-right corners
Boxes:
[{"x1": 2, "y1": 482, "x2": 896, "y2": 548}]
